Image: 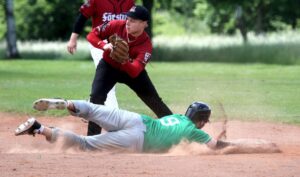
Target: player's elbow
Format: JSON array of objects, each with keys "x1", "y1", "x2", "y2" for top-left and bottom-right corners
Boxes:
[
  {"x1": 121, "y1": 62, "x2": 144, "y2": 78},
  {"x1": 127, "y1": 69, "x2": 141, "y2": 78},
  {"x1": 86, "y1": 32, "x2": 94, "y2": 43}
]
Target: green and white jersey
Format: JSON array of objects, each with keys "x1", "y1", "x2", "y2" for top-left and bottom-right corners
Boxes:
[{"x1": 142, "y1": 114, "x2": 212, "y2": 152}]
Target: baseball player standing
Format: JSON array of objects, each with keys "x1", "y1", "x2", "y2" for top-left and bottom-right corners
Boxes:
[
  {"x1": 16, "y1": 98, "x2": 230, "y2": 152},
  {"x1": 67, "y1": 0, "x2": 135, "y2": 109},
  {"x1": 86, "y1": 5, "x2": 173, "y2": 135}
]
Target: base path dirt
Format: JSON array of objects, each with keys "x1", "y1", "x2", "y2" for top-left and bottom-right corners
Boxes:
[{"x1": 0, "y1": 112, "x2": 299, "y2": 177}]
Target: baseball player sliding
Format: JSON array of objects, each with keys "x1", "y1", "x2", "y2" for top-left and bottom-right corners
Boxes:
[
  {"x1": 15, "y1": 98, "x2": 231, "y2": 152},
  {"x1": 67, "y1": 0, "x2": 135, "y2": 109}
]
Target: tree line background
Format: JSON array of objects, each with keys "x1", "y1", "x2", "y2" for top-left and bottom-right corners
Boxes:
[{"x1": 1, "y1": 0, "x2": 300, "y2": 58}]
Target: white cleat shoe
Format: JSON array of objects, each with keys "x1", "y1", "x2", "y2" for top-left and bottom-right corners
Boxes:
[
  {"x1": 33, "y1": 98, "x2": 68, "y2": 111},
  {"x1": 15, "y1": 117, "x2": 41, "y2": 136}
]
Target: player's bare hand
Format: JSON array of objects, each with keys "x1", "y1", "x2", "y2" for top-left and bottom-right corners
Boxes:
[
  {"x1": 67, "y1": 39, "x2": 77, "y2": 54},
  {"x1": 67, "y1": 33, "x2": 79, "y2": 54},
  {"x1": 216, "y1": 129, "x2": 227, "y2": 140},
  {"x1": 103, "y1": 43, "x2": 113, "y2": 51}
]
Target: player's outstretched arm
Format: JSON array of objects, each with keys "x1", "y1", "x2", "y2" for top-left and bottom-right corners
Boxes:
[{"x1": 206, "y1": 139, "x2": 232, "y2": 150}]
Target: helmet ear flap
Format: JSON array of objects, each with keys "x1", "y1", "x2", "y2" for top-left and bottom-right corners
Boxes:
[{"x1": 185, "y1": 107, "x2": 194, "y2": 119}]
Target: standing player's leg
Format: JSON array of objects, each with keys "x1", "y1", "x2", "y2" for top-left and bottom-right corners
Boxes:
[
  {"x1": 124, "y1": 70, "x2": 172, "y2": 118},
  {"x1": 89, "y1": 43, "x2": 118, "y2": 108},
  {"x1": 88, "y1": 43, "x2": 102, "y2": 67},
  {"x1": 89, "y1": 60, "x2": 118, "y2": 135}
]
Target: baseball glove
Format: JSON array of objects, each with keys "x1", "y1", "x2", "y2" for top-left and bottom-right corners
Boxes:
[{"x1": 109, "y1": 34, "x2": 129, "y2": 63}]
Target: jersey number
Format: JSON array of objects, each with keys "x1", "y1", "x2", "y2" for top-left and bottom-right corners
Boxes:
[{"x1": 160, "y1": 117, "x2": 180, "y2": 126}]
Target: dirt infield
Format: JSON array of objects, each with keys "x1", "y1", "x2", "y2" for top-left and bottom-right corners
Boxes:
[{"x1": 1, "y1": 112, "x2": 300, "y2": 177}]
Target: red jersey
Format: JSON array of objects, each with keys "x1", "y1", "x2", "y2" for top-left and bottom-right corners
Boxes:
[
  {"x1": 80, "y1": 0, "x2": 134, "y2": 28},
  {"x1": 87, "y1": 20, "x2": 152, "y2": 78}
]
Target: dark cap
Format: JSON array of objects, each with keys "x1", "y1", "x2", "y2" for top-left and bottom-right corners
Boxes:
[{"x1": 126, "y1": 5, "x2": 150, "y2": 21}]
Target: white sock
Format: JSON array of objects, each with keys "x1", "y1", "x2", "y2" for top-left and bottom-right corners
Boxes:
[{"x1": 36, "y1": 125, "x2": 45, "y2": 134}]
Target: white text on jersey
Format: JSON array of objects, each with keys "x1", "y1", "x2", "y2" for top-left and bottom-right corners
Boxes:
[{"x1": 103, "y1": 13, "x2": 127, "y2": 22}]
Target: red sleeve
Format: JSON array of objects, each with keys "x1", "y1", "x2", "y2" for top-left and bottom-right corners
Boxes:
[
  {"x1": 120, "y1": 60, "x2": 145, "y2": 78},
  {"x1": 79, "y1": 0, "x2": 95, "y2": 18},
  {"x1": 86, "y1": 31, "x2": 106, "y2": 49},
  {"x1": 120, "y1": 51, "x2": 152, "y2": 78},
  {"x1": 86, "y1": 22, "x2": 113, "y2": 49}
]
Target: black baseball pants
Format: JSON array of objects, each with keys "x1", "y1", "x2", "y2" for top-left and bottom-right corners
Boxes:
[{"x1": 88, "y1": 59, "x2": 172, "y2": 135}]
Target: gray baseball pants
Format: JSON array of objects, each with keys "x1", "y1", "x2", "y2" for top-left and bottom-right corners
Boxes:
[{"x1": 49, "y1": 100, "x2": 146, "y2": 152}]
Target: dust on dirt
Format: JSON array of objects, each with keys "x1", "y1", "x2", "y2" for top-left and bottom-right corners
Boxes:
[{"x1": 1, "y1": 112, "x2": 299, "y2": 177}]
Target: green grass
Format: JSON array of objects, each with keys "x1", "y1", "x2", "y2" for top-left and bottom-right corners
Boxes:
[
  {"x1": 0, "y1": 60, "x2": 299, "y2": 124},
  {"x1": 152, "y1": 32, "x2": 300, "y2": 64},
  {"x1": 2, "y1": 31, "x2": 300, "y2": 65},
  {"x1": 153, "y1": 42, "x2": 300, "y2": 65}
]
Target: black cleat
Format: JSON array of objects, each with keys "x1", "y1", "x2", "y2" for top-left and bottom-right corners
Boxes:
[{"x1": 15, "y1": 118, "x2": 41, "y2": 136}]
